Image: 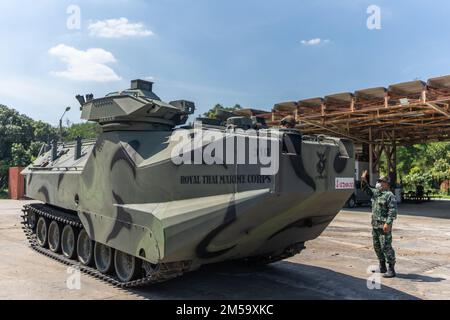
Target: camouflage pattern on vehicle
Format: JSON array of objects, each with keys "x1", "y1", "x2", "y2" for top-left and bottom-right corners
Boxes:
[{"x1": 21, "y1": 79, "x2": 355, "y2": 284}]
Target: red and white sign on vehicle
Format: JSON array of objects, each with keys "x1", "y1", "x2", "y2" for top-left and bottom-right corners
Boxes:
[{"x1": 335, "y1": 178, "x2": 355, "y2": 190}]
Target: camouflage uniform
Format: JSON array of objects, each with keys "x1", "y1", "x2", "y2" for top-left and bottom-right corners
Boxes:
[{"x1": 362, "y1": 181, "x2": 397, "y2": 265}]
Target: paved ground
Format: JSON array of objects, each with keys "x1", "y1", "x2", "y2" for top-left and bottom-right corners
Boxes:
[{"x1": 0, "y1": 199, "x2": 449, "y2": 300}]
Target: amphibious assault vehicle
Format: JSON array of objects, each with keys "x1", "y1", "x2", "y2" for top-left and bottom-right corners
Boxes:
[{"x1": 21, "y1": 79, "x2": 355, "y2": 287}]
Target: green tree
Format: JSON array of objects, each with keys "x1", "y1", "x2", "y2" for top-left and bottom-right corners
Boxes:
[
  {"x1": 64, "y1": 122, "x2": 100, "y2": 141},
  {"x1": 29, "y1": 141, "x2": 46, "y2": 159},
  {"x1": 33, "y1": 120, "x2": 58, "y2": 144},
  {"x1": 0, "y1": 104, "x2": 58, "y2": 189},
  {"x1": 11, "y1": 143, "x2": 32, "y2": 167},
  {"x1": 396, "y1": 142, "x2": 450, "y2": 192},
  {"x1": 0, "y1": 160, "x2": 9, "y2": 191},
  {"x1": 430, "y1": 158, "x2": 450, "y2": 181},
  {"x1": 203, "y1": 104, "x2": 242, "y2": 118},
  {"x1": 0, "y1": 105, "x2": 34, "y2": 161}
]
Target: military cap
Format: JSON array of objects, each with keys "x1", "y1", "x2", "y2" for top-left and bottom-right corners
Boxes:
[
  {"x1": 377, "y1": 176, "x2": 390, "y2": 184},
  {"x1": 280, "y1": 116, "x2": 296, "y2": 126}
]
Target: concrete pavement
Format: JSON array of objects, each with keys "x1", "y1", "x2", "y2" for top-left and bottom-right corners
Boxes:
[{"x1": 0, "y1": 200, "x2": 448, "y2": 300}]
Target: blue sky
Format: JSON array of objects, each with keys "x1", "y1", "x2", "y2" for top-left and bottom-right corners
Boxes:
[{"x1": 0, "y1": 0, "x2": 449, "y2": 125}]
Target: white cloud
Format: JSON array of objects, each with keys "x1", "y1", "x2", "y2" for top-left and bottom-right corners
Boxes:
[
  {"x1": 88, "y1": 17, "x2": 154, "y2": 38},
  {"x1": 301, "y1": 38, "x2": 330, "y2": 46},
  {"x1": 48, "y1": 44, "x2": 121, "y2": 82}
]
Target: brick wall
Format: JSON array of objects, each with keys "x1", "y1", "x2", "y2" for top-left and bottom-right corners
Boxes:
[{"x1": 8, "y1": 167, "x2": 25, "y2": 200}]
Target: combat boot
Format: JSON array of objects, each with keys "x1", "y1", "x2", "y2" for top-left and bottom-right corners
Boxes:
[
  {"x1": 383, "y1": 264, "x2": 396, "y2": 278},
  {"x1": 379, "y1": 261, "x2": 387, "y2": 273},
  {"x1": 372, "y1": 261, "x2": 387, "y2": 273}
]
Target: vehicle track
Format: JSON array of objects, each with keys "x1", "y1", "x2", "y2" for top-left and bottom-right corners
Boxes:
[{"x1": 21, "y1": 203, "x2": 190, "y2": 288}]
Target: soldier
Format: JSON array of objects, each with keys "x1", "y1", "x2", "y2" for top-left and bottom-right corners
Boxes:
[
  {"x1": 280, "y1": 116, "x2": 296, "y2": 129},
  {"x1": 361, "y1": 171, "x2": 397, "y2": 278}
]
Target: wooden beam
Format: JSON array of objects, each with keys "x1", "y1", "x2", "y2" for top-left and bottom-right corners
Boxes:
[
  {"x1": 425, "y1": 102, "x2": 450, "y2": 118},
  {"x1": 298, "y1": 118, "x2": 370, "y2": 144},
  {"x1": 294, "y1": 100, "x2": 445, "y2": 120},
  {"x1": 421, "y1": 90, "x2": 427, "y2": 103},
  {"x1": 267, "y1": 88, "x2": 450, "y2": 147}
]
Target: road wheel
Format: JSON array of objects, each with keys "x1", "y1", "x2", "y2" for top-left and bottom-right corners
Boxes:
[
  {"x1": 27, "y1": 211, "x2": 37, "y2": 230},
  {"x1": 36, "y1": 217, "x2": 49, "y2": 248},
  {"x1": 114, "y1": 250, "x2": 142, "y2": 282},
  {"x1": 94, "y1": 242, "x2": 114, "y2": 274},
  {"x1": 77, "y1": 229, "x2": 94, "y2": 266},
  {"x1": 347, "y1": 196, "x2": 356, "y2": 208},
  {"x1": 61, "y1": 225, "x2": 77, "y2": 259},
  {"x1": 48, "y1": 221, "x2": 62, "y2": 253}
]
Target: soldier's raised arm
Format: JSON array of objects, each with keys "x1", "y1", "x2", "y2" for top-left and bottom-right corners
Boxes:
[
  {"x1": 361, "y1": 170, "x2": 375, "y2": 197},
  {"x1": 386, "y1": 193, "x2": 398, "y2": 225}
]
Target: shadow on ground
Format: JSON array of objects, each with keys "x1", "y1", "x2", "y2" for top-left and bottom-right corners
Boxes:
[
  {"x1": 128, "y1": 261, "x2": 419, "y2": 300},
  {"x1": 396, "y1": 274, "x2": 446, "y2": 283}
]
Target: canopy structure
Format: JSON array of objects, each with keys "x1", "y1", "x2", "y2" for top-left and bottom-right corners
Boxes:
[
  {"x1": 240, "y1": 75, "x2": 450, "y2": 184},
  {"x1": 269, "y1": 75, "x2": 450, "y2": 145}
]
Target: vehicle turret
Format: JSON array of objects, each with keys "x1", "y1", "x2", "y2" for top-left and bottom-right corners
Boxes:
[{"x1": 78, "y1": 79, "x2": 195, "y2": 131}]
